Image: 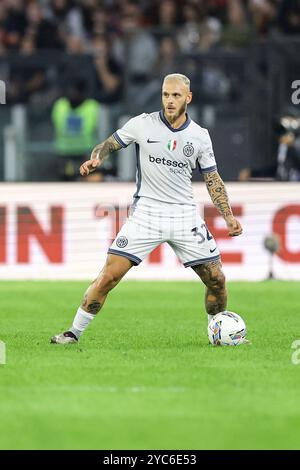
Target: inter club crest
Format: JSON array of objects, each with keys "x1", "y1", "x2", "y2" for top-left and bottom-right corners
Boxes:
[
  {"x1": 116, "y1": 236, "x2": 128, "y2": 248},
  {"x1": 183, "y1": 142, "x2": 194, "y2": 157}
]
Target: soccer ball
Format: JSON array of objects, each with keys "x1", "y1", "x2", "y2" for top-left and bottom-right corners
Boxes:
[{"x1": 208, "y1": 311, "x2": 246, "y2": 346}]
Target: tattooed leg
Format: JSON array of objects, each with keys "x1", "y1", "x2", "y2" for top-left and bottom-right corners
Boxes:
[
  {"x1": 61, "y1": 254, "x2": 134, "y2": 340},
  {"x1": 80, "y1": 287, "x2": 105, "y2": 315},
  {"x1": 192, "y1": 260, "x2": 227, "y2": 316}
]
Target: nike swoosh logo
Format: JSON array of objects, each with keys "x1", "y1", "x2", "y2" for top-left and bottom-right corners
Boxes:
[
  {"x1": 147, "y1": 139, "x2": 160, "y2": 143},
  {"x1": 210, "y1": 247, "x2": 217, "y2": 253}
]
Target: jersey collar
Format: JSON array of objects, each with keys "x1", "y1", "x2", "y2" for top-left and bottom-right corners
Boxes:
[{"x1": 159, "y1": 110, "x2": 191, "y2": 133}]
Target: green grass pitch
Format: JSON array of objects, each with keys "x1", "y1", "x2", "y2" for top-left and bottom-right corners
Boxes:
[{"x1": 0, "y1": 280, "x2": 300, "y2": 450}]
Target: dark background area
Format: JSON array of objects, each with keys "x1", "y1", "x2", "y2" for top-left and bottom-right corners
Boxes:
[{"x1": 1, "y1": 0, "x2": 300, "y2": 182}]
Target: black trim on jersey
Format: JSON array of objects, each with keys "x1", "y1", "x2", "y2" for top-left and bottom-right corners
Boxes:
[
  {"x1": 129, "y1": 196, "x2": 140, "y2": 216},
  {"x1": 196, "y1": 160, "x2": 202, "y2": 173},
  {"x1": 113, "y1": 131, "x2": 128, "y2": 148},
  {"x1": 194, "y1": 161, "x2": 218, "y2": 174},
  {"x1": 159, "y1": 110, "x2": 191, "y2": 132},
  {"x1": 133, "y1": 143, "x2": 141, "y2": 198},
  {"x1": 200, "y1": 164, "x2": 218, "y2": 174},
  {"x1": 108, "y1": 249, "x2": 142, "y2": 265},
  {"x1": 184, "y1": 254, "x2": 220, "y2": 268},
  {"x1": 132, "y1": 196, "x2": 140, "y2": 208}
]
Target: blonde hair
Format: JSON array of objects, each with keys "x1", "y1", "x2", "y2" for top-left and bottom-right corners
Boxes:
[{"x1": 163, "y1": 73, "x2": 190, "y2": 91}]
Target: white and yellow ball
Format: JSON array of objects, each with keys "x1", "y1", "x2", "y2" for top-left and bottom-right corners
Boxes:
[{"x1": 208, "y1": 311, "x2": 246, "y2": 346}]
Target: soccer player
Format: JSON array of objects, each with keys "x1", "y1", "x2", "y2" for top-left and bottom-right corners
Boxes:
[{"x1": 51, "y1": 73, "x2": 243, "y2": 344}]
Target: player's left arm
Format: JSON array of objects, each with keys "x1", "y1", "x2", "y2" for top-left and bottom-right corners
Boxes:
[{"x1": 203, "y1": 170, "x2": 243, "y2": 237}]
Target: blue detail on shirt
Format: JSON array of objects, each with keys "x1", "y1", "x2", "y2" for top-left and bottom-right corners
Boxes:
[
  {"x1": 200, "y1": 165, "x2": 217, "y2": 173},
  {"x1": 113, "y1": 131, "x2": 127, "y2": 148},
  {"x1": 159, "y1": 110, "x2": 191, "y2": 133},
  {"x1": 133, "y1": 143, "x2": 141, "y2": 198}
]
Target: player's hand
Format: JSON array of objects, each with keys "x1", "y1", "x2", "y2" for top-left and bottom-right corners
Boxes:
[
  {"x1": 226, "y1": 216, "x2": 243, "y2": 237},
  {"x1": 80, "y1": 145, "x2": 102, "y2": 176},
  {"x1": 79, "y1": 158, "x2": 99, "y2": 176}
]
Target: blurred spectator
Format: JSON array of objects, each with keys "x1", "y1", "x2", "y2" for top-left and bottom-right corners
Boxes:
[
  {"x1": 0, "y1": 6, "x2": 8, "y2": 54},
  {"x1": 58, "y1": 35, "x2": 88, "y2": 90},
  {"x1": 156, "y1": 0, "x2": 181, "y2": 30},
  {"x1": 25, "y1": 1, "x2": 62, "y2": 50},
  {"x1": 178, "y1": 2, "x2": 223, "y2": 53},
  {"x1": 78, "y1": 0, "x2": 98, "y2": 34},
  {"x1": 277, "y1": 0, "x2": 300, "y2": 34},
  {"x1": 46, "y1": 0, "x2": 86, "y2": 42},
  {"x1": 90, "y1": 7, "x2": 110, "y2": 36},
  {"x1": 177, "y1": 2, "x2": 201, "y2": 52},
  {"x1": 205, "y1": 0, "x2": 228, "y2": 24},
  {"x1": 221, "y1": 0, "x2": 253, "y2": 46},
  {"x1": 51, "y1": 79, "x2": 101, "y2": 181},
  {"x1": 248, "y1": 0, "x2": 276, "y2": 35},
  {"x1": 198, "y1": 17, "x2": 222, "y2": 51},
  {"x1": 120, "y1": 0, "x2": 147, "y2": 20},
  {"x1": 65, "y1": 34, "x2": 86, "y2": 54},
  {"x1": 200, "y1": 60, "x2": 231, "y2": 103},
  {"x1": 153, "y1": 35, "x2": 181, "y2": 77},
  {"x1": 277, "y1": 132, "x2": 300, "y2": 180},
  {"x1": 227, "y1": 0, "x2": 248, "y2": 28},
  {"x1": 90, "y1": 34, "x2": 123, "y2": 104},
  {"x1": 2, "y1": 0, "x2": 26, "y2": 50},
  {"x1": 6, "y1": 33, "x2": 47, "y2": 104},
  {"x1": 112, "y1": 2, "x2": 158, "y2": 109},
  {"x1": 112, "y1": 4, "x2": 158, "y2": 80},
  {"x1": 276, "y1": 113, "x2": 300, "y2": 180},
  {"x1": 137, "y1": 35, "x2": 181, "y2": 109}
]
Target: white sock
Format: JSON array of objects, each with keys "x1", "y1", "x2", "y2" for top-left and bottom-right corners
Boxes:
[
  {"x1": 208, "y1": 314, "x2": 214, "y2": 324},
  {"x1": 69, "y1": 307, "x2": 95, "y2": 339}
]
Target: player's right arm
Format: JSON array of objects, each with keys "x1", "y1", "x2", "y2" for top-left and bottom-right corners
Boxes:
[
  {"x1": 80, "y1": 135, "x2": 122, "y2": 176},
  {"x1": 81, "y1": 114, "x2": 142, "y2": 175}
]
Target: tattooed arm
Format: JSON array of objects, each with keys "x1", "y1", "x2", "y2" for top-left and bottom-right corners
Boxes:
[
  {"x1": 203, "y1": 171, "x2": 243, "y2": 237},
  {"x1": 80, "y1": 135, "x2": 122, "y2": 176}
]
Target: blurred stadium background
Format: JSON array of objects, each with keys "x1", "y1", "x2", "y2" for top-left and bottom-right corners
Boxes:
[
  {"x1": 0, "y1": 0, "x2": 299, "y2": 280},
  {"x1": 1, "y1": 0, "x2": 300, "y2": 451}
]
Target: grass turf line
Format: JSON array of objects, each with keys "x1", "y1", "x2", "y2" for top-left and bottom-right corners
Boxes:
[{"x1": 0, "y1": 280, "x2": 299, "y2": 450}]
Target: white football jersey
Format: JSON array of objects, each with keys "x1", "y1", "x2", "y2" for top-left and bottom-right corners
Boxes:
[{"x1": 113, "y1": 111, "x2": 217, "y2": 205}]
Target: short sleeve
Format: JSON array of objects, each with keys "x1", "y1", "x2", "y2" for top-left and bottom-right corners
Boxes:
[
  {"x1": 197, "y1": 130, "x2": 218, "y2": 173},
  {"x1": 113, "y1": 115, "x2": 142, "y2": 148}
]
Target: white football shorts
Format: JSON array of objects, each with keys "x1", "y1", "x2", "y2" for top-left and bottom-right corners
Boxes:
[{"x1": 108, "y1": 198, "x2": 220, "y2": 267}]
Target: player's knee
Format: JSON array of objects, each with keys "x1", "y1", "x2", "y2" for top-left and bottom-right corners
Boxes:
[
  {"x1": 216, "y1": 270, "x2": 226, "y2": 289},
  {"x1": 94, "y1": 269, "x2": 120, "y2": 292},
  {"x1": 208, "y1": 269, "x2": 226, "y2": 291}
]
